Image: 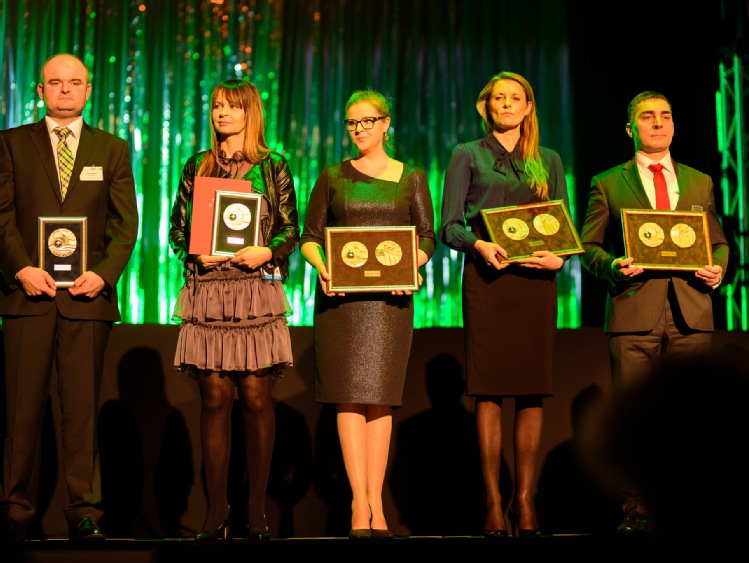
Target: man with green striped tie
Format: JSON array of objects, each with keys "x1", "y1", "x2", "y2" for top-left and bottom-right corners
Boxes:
[{"x1": 0, "y1": 53, "x2": 139, "y2": 543}]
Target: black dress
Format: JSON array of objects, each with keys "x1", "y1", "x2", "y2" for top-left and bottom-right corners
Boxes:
[
  {"x1": 440, "y1": 135, "x2": 569, "y2": 398},
  {"x1": 300, "y1": 160, "x2": 435, "y2": 406}
]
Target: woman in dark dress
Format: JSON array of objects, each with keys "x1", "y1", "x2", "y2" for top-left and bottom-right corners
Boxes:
[
  {"x1": 169, "y1": 78, "x2": 299, "y2": 542},
  {"x1": 439, "y1": 72, "x2": 570, "y2": 538},
  {"x1": 300, "y1": 90, "x2": 435, "y2": 538}
]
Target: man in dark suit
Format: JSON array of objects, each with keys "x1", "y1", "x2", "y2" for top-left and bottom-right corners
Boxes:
[
  {"x1": 0, "y1": 53, "x2": 138, "y2": 541},
  {"x1": 579, "y1": 90, "x2": 729, "y2": 534}
]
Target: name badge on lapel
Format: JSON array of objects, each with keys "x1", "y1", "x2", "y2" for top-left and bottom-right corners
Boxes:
[{"x1": 80, "y1": 166, "x2": 103, "y2": 181}]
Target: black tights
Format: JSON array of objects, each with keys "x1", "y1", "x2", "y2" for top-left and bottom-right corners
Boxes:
[
  {"x1": 198, "y1": 371, "x2": 274, "y2": 532},
  {"x1": 476, "y1": 395, "x2": 543, "y2": 531}
]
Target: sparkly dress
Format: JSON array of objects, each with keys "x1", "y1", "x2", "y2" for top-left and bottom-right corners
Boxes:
[
  {"x1": 171, "y1": 152, "x2": 294, "y2": 379},
  {"x1": 300, "y1": 160, "x2": 436, "y2": 406}
]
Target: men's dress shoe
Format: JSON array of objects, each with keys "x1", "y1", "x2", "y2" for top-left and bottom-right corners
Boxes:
[
  {"x1": 69, "y1": 517, "x2": 106, "y2": 541},
  {"x1": 370, "y1": 528, "x2": 394, "y2": 539},
  {"x1": 0, "y1": 518, "x2": 26, "y2": 543},
  {"x1": 617, "y1": 510, "x2": 649, "y2": 533}
]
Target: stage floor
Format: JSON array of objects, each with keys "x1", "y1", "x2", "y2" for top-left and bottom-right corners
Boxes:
[{"x1": 4, "y1": 532, "x2": 728, "y2": 562}]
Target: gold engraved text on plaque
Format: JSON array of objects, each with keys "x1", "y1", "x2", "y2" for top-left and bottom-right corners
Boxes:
[{"x1": 48, "y1": 228, "x2": 77, "y2": 258}]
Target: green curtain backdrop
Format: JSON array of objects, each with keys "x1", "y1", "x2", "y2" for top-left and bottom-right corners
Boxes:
[{"x1": 0, "y1": 0, "x2": 579, "y2": 328}]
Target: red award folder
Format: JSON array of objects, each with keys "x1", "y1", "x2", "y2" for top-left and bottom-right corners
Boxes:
[{"x1": 188, "y1": 176, "x2": 256, "y2": 255}]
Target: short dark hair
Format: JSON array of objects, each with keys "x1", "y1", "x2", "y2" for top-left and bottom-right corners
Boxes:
[{"x1": 627, "y1": 90, "x2": 670, "y2": 124}]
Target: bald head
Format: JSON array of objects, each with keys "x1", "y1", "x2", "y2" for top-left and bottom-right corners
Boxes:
[{"x1": 38, "y1": 53, "x2": 91, "y2": 124}]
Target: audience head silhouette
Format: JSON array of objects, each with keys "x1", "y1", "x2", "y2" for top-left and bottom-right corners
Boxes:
[{"x1": 582, "y1": 345, "x2": 749, "y2": 550}]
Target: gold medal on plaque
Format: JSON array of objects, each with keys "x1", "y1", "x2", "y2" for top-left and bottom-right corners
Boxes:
[
  {"x1": 47, "y1": 228, "x2": 77, "y2": 258},
  {"x1": 670, "y1": 223, "x2": 696, "y2": 248},
  {"x1": 502, "y1": 218, "x2": 529, "y2": 241},
  {"x1": 638, "y1": 222, "x2": 665, "y2": 248},
  {"x1": 223, "y1": 203, "x2": 252, "y2": 231},
  {"x1": 341, "y1": 241, "x2": 368, "y2": 268},
  {"x1": 533, "y1": 213, "x2": 561, "y2": 236},
  {"x1": 375, "y1": 240, "x2": 403, "y2": 266}
]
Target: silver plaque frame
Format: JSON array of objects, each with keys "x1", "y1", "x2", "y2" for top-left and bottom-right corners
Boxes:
[
  {"x1": 210, "y1": 190, "x2": 262, "y2": 256},
  {"x1": 38, "y1": 216, "x2": 87, "y2": 287}
]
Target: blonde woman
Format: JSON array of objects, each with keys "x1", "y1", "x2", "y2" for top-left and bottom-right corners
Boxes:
[
  {"x1": 440, "y1": 72, "x2": 570, "y2": 538},
  {"x1": 300, "y1": 90, "x2": 435, "y2": 539}
]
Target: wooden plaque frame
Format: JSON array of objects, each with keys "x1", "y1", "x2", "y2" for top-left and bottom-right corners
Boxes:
[{"x1": 324, "y1": 226, "x2": 419, "y2": 293}]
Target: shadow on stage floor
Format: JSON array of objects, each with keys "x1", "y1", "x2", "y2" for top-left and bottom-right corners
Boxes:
[{"x1": 6, "y1": 533, "x2": 731, "y2": 563}]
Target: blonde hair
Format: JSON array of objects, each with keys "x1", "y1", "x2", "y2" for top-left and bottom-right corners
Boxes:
[
  {"x1": 197, "y1": 78, "x2": 270, "y2": 176},
  {"x1": 345, "y1": 89, "x2": 395, "y2": 158},
  {"x1": 476, "y1": 72, "x2": 549, "y2": 199}
]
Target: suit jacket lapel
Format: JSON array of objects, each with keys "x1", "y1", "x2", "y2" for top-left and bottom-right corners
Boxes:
[
  {"x1": 673, "y1": 162, "x2": 692, "y2": 211},
  {"x1": 622, "y1": 158, "x2": 651, "y2": 208},
  {"x1": 29, "y1": 120, "x2": 63, "y2": 200},
  {"x1": 65, "y1": 122, "x2": 96, "y2": 198}
]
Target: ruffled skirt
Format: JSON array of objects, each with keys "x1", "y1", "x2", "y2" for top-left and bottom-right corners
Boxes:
[{"x1": 172, "y1": 265, "x2": 293, "y2": 379}]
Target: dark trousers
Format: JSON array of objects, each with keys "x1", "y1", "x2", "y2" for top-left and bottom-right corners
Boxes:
[
  {"x1": 608, "y1": 283, "x2": 712, "y2": 515},
  {"x1": 2, "y1": 301, "x2": 111, "y2": 528}
]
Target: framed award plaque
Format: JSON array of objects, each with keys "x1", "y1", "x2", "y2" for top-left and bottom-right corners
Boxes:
[
  {"x1": 38, "y1": 216, "x2": 87, "y2": 287},
  {"x1": 324, "y1": 226, "x2": 419, "y2": 293},
  {"x1": 621, "y1": 209, "x2": 712, "y2": 270},
  {"x1": 480, "y1": 200, "x2": 583, "y2": 261},
  {"x1": 189, "y1": 176, "x2": 257, "y2": 255},
  {"x1": 210, "y1": 190, "x2": 262, "y2": 256}
]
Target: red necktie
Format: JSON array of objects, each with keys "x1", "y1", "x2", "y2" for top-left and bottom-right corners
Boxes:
[{"x1": 648, "y1": 163, "x2": 670, "y2": 210}]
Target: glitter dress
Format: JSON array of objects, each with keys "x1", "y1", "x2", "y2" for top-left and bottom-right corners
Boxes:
[{"x1": 300, "y1": 160, "x2": 435, "y2": 406}]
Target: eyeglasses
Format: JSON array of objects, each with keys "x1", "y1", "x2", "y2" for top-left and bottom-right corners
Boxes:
[{"x1": 343, "y1": 116, "x2": 387, "y2": 131}]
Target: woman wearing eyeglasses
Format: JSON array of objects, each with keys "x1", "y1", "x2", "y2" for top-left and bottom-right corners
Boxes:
[{"x1": 300, "y1": 89, "x2": 435, "y2": 539}]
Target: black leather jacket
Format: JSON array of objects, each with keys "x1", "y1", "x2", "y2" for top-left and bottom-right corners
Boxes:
[{"x1": 169, "y1": 150, "x2": 299, "y2": 280}]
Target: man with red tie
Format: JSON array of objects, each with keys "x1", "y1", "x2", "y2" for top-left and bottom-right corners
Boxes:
[
  {"x1": 0, "y1": 53, "x2": 139, "y2": 542},
  {"x1": 579, "y1": 90, "x2": 729, "y2": 533}
]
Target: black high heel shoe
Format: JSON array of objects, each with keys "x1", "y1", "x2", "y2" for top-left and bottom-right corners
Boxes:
[
  {"x1": 508, "y1": 505, "x2": 542, "y2": 538},
  {"x1": 348, "y1": 528, "x2": 371, "y2": 539},
  {"x1": 246, "y1": 527, "x2": 271, "y2": 543},
  {"x1": 195, "y1": 519, "x2": 232, "y2": 542},
  {"x1": 370, "y1": 528, "x2": 394, "y2": 539}
]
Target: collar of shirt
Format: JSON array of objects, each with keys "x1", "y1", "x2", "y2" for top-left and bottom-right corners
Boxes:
[
  {"x1": 45, "y1": 116, "x2": 84, "y2": 154},
  {"x1": 634, "y1": 151, "x2": 678, "y2": 209},
  {"x1": 487, "y1": 134, "x2": 524, "y2": 176}
]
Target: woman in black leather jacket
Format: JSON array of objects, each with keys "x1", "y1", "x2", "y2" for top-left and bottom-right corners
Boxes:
[{"x1": 168, "y1": 78, "x2": 299, "y2": 543}]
